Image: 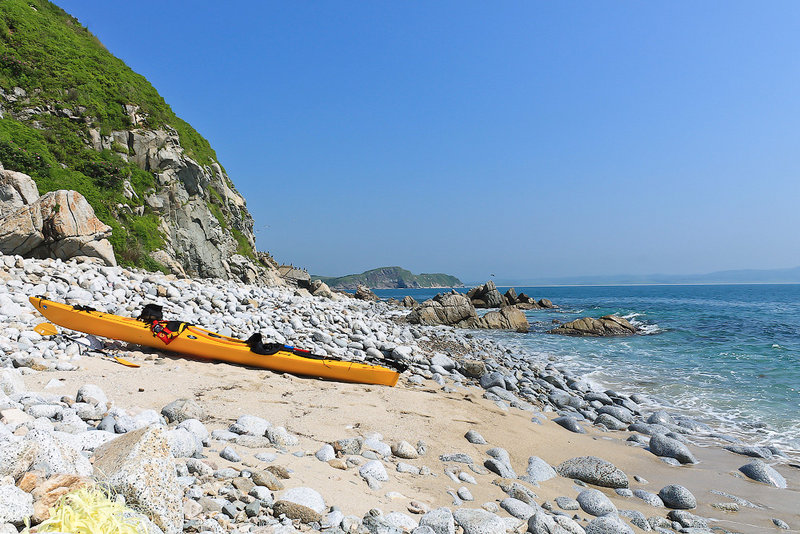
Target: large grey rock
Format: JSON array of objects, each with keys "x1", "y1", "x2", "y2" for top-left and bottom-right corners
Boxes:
[
  {"x1": 0, "y1": 169, "x2": 39, "y2": 211},
  {"x1": 407, "y1": 292, "x2": 477, "y2": 327},
  {"x1": 419, "y1": 507, "x2": 455, "y2": 534},
  {"x1": 738, "y1": 460, "x2": 787, "y2": 488},
  {"x1": 475, "y1": 306, "x2": 530, "y2": 332},
  {"x1": 0, "y1": 484, "x2": 33, "y2": 525},
  {"x1": 0, "y1": 189, "x2": 115, "y2": 266},
  {"x1": 658, "y1": 485, "x2": 696, "y2": 509},
  {"x1": 556, "y1": 456, "x2": 629, "y2": 488},
  {"x1": 452, "y1": 508, "x2": 506, "y2": 534},
  {"x1": 548, "y1": 315, "x2": 636, "y2": 337},
  {"x1": 92, "y1": 426, "x2": 182, "y2": 534},
  {"x1": 0, "y1": 430, "x2": 92, "y2": 479},
  {"x1": 576, "y1": 489, "x2": 616, "y2": 516},
  {"x1": 467, "y1": 281, "x2": 505, "y2": 308},
  {"x1": 649, "y1": 434, "x2": 697, "y2": 464}
]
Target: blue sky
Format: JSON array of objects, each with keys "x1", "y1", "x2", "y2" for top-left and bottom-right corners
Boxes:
[{"x1": 56, "y1": 1, "x2": 800, "y2": 281}]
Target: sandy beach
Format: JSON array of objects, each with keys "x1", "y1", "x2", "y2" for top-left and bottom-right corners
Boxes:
[{"x1": 21, "y1": 339, "x2": 800, "y2": 533}]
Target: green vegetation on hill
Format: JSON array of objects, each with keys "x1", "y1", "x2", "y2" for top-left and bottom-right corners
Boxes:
[
  {"x1": 315, "y1": 266, "x2": 463, "y2": 290},
  {"x1": 0, "y1": 0, "x2": 227, "y2": 270}
]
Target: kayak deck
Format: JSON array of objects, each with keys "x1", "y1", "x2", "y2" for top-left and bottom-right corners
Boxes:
[{"x1": 29, "y1": 297, "x2": 400, "y2": 386}]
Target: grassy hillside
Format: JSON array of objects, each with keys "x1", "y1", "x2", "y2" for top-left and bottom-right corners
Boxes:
[
  {"x1": 315, "y1": 266, "x2": 463, "y2": 290},
  {"x1": 0, "y1": 0, "x2": 230, "y2": 270}
]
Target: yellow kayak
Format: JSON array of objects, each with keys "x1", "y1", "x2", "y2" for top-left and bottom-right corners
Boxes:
[{"x1": 29, "y1": 297, "x2": 401, "y2": 386}]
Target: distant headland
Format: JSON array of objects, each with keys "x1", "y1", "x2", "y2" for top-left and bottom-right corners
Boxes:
[{"x1": 313, "y1": 266, "x2": 463, "y2": 290}]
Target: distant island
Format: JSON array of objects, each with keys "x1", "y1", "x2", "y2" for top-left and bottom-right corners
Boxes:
[{"x1": 314, "y1": 266, "x2": 463, "y2": 289}]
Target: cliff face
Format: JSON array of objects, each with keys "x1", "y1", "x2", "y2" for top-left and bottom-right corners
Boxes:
[
  {"x1": 0, "y1": 0, "x2": 282, "y2": 284},
  {"x1": 316, "y1": 266, "x2": 463, "y2": 290}
]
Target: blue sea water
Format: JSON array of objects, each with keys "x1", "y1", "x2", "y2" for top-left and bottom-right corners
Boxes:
[{"x1": 372, "y1": 284, "x2": 800, "y2": 453}]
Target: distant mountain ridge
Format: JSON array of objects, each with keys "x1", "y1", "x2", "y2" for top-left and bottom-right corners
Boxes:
[
  {"x1": 481, "y1": 266, "x2": 800, "y2": 287},
  {"x1": 315, "y1": 266, "x2": 463, "y2": 290}
]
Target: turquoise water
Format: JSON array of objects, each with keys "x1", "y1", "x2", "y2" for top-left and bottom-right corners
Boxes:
[{"x1": 373, "y1": 284, "x2": 800, "y2": 452}]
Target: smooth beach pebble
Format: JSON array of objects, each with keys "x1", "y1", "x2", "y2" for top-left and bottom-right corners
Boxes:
[{"x1": 658, "y1": 484, "x2": 697, "y2": 509}]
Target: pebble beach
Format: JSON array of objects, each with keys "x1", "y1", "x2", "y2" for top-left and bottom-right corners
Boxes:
[{"x1": 0, "y1": 255, "x2": 797, "y2": 534}]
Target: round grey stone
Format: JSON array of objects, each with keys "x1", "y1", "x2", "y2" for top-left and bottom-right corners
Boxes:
[
  {"x1": 577, "y1": 489, "x2": 617, "y2": 516},
  {"x1": 556, "y1": 456, "x2": 629, "y2": 488},
  {"x1": 359, "y1": 460, "x2": 389, "y2": 482},
  {"x1": 658, "y1": 485, "x2": 696, "y2": 509},
  {"x1": 739, "y1": 460, "x2": 787, "y2": 488},
  {"x1": 649, "y1": 434, "x2": 697, "y2": 464}
]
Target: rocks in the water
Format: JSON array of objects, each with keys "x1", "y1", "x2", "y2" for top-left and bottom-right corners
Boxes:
[
  {"x1": 738, "y1": 460, "x2": 787, "y2": 488},
  {"x1": 408, "y1": 292, "x2": 477, "y2": 327},
  {"x1": 658, "y1": 484, "x2": 696, "y2": 510},
  {"x1": 548, "y1": 315, "x2": 637, "y2": 337},
  {"x1": 354, "y1": 285, "x2": 380, "y2": 301},
  {"x1": 577, "y1": 489, "x2": 617, "y2": 516},
  {"x1": 467, "y1": 281, "x2": 505, "y2": 308},
  {"x1": 91, "y1": 426, "x2": 182, "y2": 534},
  {"x1": 407, "y1": 290, "x2": 529, "y2": 331},
  {"x1": 649, "y1": 433, "x2": 697, "y2": 464},
  {"x1": 724, "y1": 444, "x2": 773, "y2": 459},
  {"x1": 556, "y1": 456, "x2": 629, "y2": 488}
]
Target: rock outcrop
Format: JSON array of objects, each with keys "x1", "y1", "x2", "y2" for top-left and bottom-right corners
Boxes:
[
  {"x1": 467, "y1": 281, "x2": 505, "y2": 308},
  {"x1": 467, "y1": 280, "x2": 556, "y2": 310},
  {"x1": 354, "y1": 285, "x2": 379, "y2": 301},
  {"x1": 548, "y1": 315, "x2": 637, "y2": 337},
  {"x1": 0, "y1": 170, "x2": 116, "y2": 266},
  {"x1": 407, "y1": 291, "x2": 529, "y2": 332}
]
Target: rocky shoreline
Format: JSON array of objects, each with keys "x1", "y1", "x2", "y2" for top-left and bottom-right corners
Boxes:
[{"x1": 0, "y1": 254, "x2": 796, "y2": 533}]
